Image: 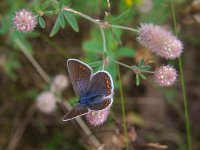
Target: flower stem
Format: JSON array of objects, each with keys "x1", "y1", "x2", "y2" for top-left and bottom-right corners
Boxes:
[
  {"x1": 171, "y1": 1, "x2": 192, "y2": 150},
  {"x1": 100, "y1": 27, "x2": 107, "y2": 70},
  {"x1": 112, "y1": 59, "x2": 154, "y2": 74},
  {"x1": 111, "y1": 24, "x2": 139, "y2": 33},
  {"x1": 117, "y1": 65, "x2": 129, "y2": 150},
  {"x1": 63, "y1": 7, "x2": 139, "y2": 35},
  {"x1": 63, "y1": 7, "x2": 99, "y2": 25}
]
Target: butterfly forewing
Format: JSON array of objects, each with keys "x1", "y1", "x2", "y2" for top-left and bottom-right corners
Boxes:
[
  {"x1": 67, "y1": 59, "x2": 92, "y2": 97},
  {"x1": 62, "y1": 104, "x2": 89, "y2": 121},
  {"x1": 89, "y1": 98, "x2": 112, "y2": 111}
]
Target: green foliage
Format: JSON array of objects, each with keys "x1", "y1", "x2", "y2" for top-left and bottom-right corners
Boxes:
[
  {"x1": 62, "y1": 11, "x2": 79, "y2": 32},
  {"x1": 50, "y1": 16, "x2": 61, "y2": 37},
  {"x1": 82, "y1": 27, "x2": 136, "y2": 88},
  {"x1": 38, "y1": 16, "x2": 46, "y2": 28},
  {"x1": 58, "y1": 12, "x2": 65, "y2": 28},
  {"x1": 131, "y1": 58, "x2": 153, "y2": 86}
]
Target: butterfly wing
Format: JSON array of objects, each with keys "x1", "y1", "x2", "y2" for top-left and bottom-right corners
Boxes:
[
  {"x1": 88, "y1": 71, "x2": 114, "y2": 97},
  {"x1": 62, "y1": 104, "x2": 89, "y2": 121},
  {"x1": 67, "y1": 59, "x2": 92, "y2": 97},
  {"x1": 88, "y1": 98, "x2": 113, "y2": 111},
  {"x1": 86, "y1": 71, "x2": 114, "y2": 110}
]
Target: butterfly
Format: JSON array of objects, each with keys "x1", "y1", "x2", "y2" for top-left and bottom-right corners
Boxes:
[{"x1": 62, "y1": 59, "x2": 114, "y2": 121}]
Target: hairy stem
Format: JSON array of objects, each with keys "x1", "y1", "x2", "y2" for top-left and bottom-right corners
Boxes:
[
  {"x1": 63, "y1": 7, "x2": 139, "y2": 34},
  {"x1": 171, "y1": 1, "x2": 192, "y2": 150},
  {"x1": 111, "y1": 24, "x2": 139, "y2": 33},
  {"x1": 63, "y1": 7, "x2": 99, "y2": 25}
]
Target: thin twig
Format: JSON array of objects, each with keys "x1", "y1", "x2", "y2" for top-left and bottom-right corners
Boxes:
[
  {"x1": 15, "y1": 38, "x2": 50, "y2": 83},
  {"x1": 7, "y1": 104, "x2": 36, "y2": 150},
  {"x1": 57, "y1": 99, "x2": 102, "y2": 148}
]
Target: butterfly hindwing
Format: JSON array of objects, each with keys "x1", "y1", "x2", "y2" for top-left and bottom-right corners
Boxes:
[
  {"x1": 88, "y1": 98, "x2": 112, "y2": 111},
  {"x1": 62, "y1": 104, "x2": 89, "y2": 121},
  {"x1": 67, "y1": 59, "x2": 92, "y2": 97},
  {"x1": 85, "y1": 71, "x2": 114, "y2": 110}
]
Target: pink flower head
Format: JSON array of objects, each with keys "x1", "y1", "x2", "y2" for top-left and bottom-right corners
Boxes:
[
  {"x1": 13, "y1": 9, "x2": 37, "y2": 33},
  {"x1": 154, "y1": 65, "x2": 177, "y2": 87},
  {"x1": 137, "y1": 23, "x2": 183, "y2": 59},
  {"x1": 36, "y1": 91, "x2": 57, "y2": 114},
  {"x1": 51, "y1": 74, "x2": 69, "y2": 93},
  {"x1": 86, "y1": 109, "x2": 110, "y2": 126}
]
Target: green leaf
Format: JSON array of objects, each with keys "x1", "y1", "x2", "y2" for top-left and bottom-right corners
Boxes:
[
  {"x1": 58, "y1": 12, "x2": 65, "y2": 28},
  {"x1": 139, "y1": 73, "x2": 146, "y2": 80},
  {"x1": 111, "y1": 9, "x2": 131, "y2": 23},
  {"x1": 59, "y1": 0, "x2": 65, "y2": 8},
  {"x1": 49, "y1": 17, "x2": 60, "y2": 37},
  {"x1": 136, "y1": 74, "x2": 140, "y2": 86},
  {"x1": 43, "y1": 11, "x2": 54, "y2": 15},
  {"x1": 110, "y1": 28, "x2": 122, "y2": 45},
  {"x1": 83, "y1": 40, "x2": 102, "y2": 53},
  {"x1": 63, "y1": 11, "x2": 79, "y2": 32},
  {"x1": 88, "y1": 61, "x2": 102, "y2": 68},
  {"x1": 141, "y1": 65, "x2": 151, "y2": 71},
  {"x1": 67, "y1": 97, "x2": 78, "y2": 106},
  {"x1": 132, "y1": 65, "x2": 138, "y2": 70},
  {"x1": 139, "y1": 58, "x2": 144, "y2": 67},
  {"x1": 115, "y1": 47, "x2": 135, "y2": 59},
  {"x1": 41, "y1": 0, "x2": 50, "y2": 10},
  {"x1": 38, "y1": 16, "x2": 45, "y2": 28}
]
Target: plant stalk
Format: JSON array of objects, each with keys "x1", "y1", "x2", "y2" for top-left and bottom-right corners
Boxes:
[
  {"x1": 171, "y1": 1, "x2": 192, "y2": 150},
  {"x1": 117, "y1": 65, "x2": 129, "y2": 150}
]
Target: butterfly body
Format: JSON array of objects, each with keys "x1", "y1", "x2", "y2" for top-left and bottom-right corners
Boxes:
[
  {"x1": 62, "y1": 59, "x2": 114, "y2": 121},
  {"x1": 79, "y1": 93, "x2": 102, "y2": 106}
]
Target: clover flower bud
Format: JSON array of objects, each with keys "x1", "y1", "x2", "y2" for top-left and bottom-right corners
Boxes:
[
  {"x1": 86, "y1": 109, "x2": 110, "y2": 126},
  {"x1": 51, "y1": 74, "x2": 69, "y2": 92},
  {"x1": 13, "y1": 9, "x2": 37, "y2": 33},
  {"x1": 36, "y1": 91, "x2": 57, "y2": 114},
  {"x1": 137, "y1": 23, "x2": 183, "y2": 59},
  {"x1": 154, "y1": 65, "x2": 177, "y2": 86}
]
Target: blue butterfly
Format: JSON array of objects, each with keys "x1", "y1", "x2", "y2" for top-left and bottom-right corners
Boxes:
[{"x1": 62, "y1": 59, "x2": 114, "y2": 121}]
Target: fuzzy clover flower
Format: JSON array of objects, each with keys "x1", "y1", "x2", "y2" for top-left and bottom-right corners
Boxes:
[
  {"x1": 36, "y1": 91, "x2": 57, "y2": 114},
  {"x1": 137, "y1": 23, "x2": 183, "y2": 59},
  {"x1": 154, "y1": 65, "x2": 177, "y2": 87},
  {"x1": 51, "y1": 74, "x2": 69, "y2": 93},
  {"x1": 86, "y1": 109, "x2": 110, "y2": 126},
  {"x1": 13, "y1": 9, "x2": 37, "y2": 33}
]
